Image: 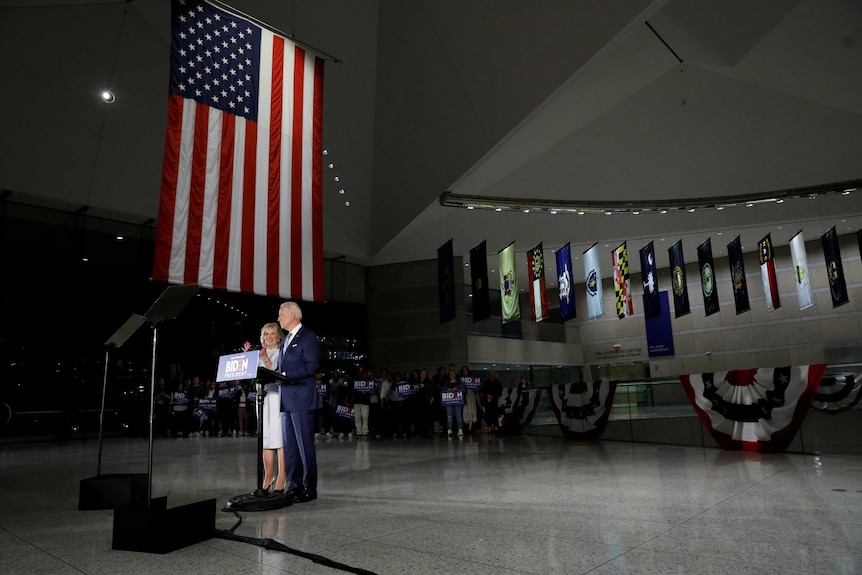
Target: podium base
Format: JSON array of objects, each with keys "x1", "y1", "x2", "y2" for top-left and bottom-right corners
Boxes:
[
  {"x1": 78, "y1": 473, "x2": 149, "y2": 510},
  {"x1": 225, "y1": 490, "x2": 293, "y2": 512},
  {"x1": 112, "y1": 496, "x2": 216, "y2": 554}
]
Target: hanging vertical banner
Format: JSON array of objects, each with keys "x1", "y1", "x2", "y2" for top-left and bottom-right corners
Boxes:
[
  {"x1": 789, "y1": 231, "x2": 815, "y2": 310},
  {"x1": 470, "y1": 241, "x2": 491, "y2": 322},
  {"x1": 583, "y1": 243, "x2": 605, "y2": 320},
  {"x1": 437, "y1": 239, "x2": 456, "y2": 323},
  {"x1": 821, "y1": 226, "x2": 848, "y2": 308},
  {"x1": 645, "y1": 291, "x2": 674, "y2": 357},
  {"x1": 639, "y1": 241, "x2": 660, "y2": 319},
  {"x1": 758, "y1": 234, "x2": 781, "y2": 311},
  {"x1": 499, "y1": 241, "x2": 520, "y2": 323},
  {"x1": 612, "y1": 242, "x2": 633, "y2": 319},
  {"x1": 668, "y1": 240, "x2": 690, "y2": 318},
  {"x1": 697, "y1": 238, "x2": 720, "y2": 316},
  {"x1": 528, "y1": 243, "x2": 549, "y2": 322},
  {"x1": 555, "y1": 243, "x2": 576, "y2": 322},
  {"x1": 727, "y1": 236, "x2": 750, "y2": 315}
]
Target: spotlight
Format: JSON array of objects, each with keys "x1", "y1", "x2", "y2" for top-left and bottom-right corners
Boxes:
[{"x1": 101, "y1": 90, "x2": 115, "y2": 103}]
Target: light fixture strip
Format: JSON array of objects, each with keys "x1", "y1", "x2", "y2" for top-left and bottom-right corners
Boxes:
[{"x1": 440, "y1": 180, "x2": 861, "y2": 214}]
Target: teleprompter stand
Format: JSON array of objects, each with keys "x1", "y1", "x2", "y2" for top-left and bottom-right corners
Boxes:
[
  {"x1": 79, "y1": 313, "x2": 148, "y2": 510},
  {"x1": 224, "y1": 367, "x2": 294, "y2": 512},
  {"x1": 111, "y1": 284, "x2": 218, "y2": 554}
]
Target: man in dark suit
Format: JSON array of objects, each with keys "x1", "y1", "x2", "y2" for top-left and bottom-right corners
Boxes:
[{"x1": 276, "y1": 301, "x2": 321, "y2": 502}]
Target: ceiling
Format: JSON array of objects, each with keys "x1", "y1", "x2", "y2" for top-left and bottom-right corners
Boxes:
[{"x1": 2, "y1": 0, "x2": 861, "y2": 288}]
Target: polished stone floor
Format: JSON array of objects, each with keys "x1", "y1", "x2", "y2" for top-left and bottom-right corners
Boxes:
[{"x1": 1, "y1": 432, "x2": 861, "y2": 574}]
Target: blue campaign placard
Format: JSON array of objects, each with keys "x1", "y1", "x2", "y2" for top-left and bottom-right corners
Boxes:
[
  {"x1": 352, "y1": 378, "x2": 379, "y2": 394},
  {"x1": 335, "y1": 404, "x2": 355, "y2": 420},
  {"x1": 396, "y1": 381, "x2": 419, "y2": 397},
  {"x1": 197, "y1": 398, "x2": 218, "y2": 411},
  {"x1": 216, "y1": 351, "x2": 259, "y2": 382},
  {"x1": 460, "y1": 375, "x2": 482, "y2": 390},
  {"x1": 440, "y1": 389, "x2": 465, "y2": 406}
]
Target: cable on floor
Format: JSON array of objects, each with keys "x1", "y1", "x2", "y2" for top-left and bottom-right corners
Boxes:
[{"x1": 216, "y1": 510, "x2": 381, "y2": 575}]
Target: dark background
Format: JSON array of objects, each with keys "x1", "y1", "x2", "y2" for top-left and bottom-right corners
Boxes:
[{"x1": 0, "y1": 202, "x2": 367, "y2": 438}]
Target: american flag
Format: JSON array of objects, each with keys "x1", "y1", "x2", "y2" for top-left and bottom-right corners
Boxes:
[{"x1": 153, "y1": 0, "x2": 324, "y2": 301}]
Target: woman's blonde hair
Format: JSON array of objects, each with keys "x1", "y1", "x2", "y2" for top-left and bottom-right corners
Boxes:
[{"x1": 259, "y1": 322, "x2": 284, "y2": 346}]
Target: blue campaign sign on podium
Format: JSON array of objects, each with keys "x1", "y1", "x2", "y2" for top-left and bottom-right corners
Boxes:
[{"x1": 216, "y1": 351, "x2": 259, "y2": 382}]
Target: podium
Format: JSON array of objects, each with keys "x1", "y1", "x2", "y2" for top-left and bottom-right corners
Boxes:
[
  {"x1": 79, "y1": 313, "x2": 148, "y2": 510},
  {"x1": 109, "y1": 284, "x2": 217, "y2": 554}
]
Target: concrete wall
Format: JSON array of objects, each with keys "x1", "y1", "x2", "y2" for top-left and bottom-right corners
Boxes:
[{"x1": 365, "y1": 231, "x2": 862, "y2": 375}]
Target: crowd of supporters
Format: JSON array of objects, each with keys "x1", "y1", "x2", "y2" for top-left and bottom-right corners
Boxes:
[
  {"x1": 149, "y1": 364, "x2": 512, "y2": 441},
  {"x1": 151, "y1": 375, "x2": 256, "y2": 438},
  {"x1": 313, "y1": 364, "x2": 505, "y2": 440}
]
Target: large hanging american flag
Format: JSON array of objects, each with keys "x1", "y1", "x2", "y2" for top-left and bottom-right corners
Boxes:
[{"x1": 153, "y1": 0, "x2": 325, "y2": 301}]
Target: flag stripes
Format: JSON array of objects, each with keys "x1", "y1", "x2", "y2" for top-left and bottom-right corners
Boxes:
[{"x1": 153, "y1": 0, "x2": 324, "y2": 302}]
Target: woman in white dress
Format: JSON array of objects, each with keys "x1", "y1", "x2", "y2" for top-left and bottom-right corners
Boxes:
[{"x1": 243, "y1": 322, "x2": 285, "y2": 492}]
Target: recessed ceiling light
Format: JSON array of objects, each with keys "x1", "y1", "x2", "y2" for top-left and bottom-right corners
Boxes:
[{"x1": 101, "y1": 90, "x2": 115, "y2": 103}]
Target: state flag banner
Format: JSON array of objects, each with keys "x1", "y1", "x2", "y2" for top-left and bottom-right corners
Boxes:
[
  {"x1": 584, "y1": 243, "x2": 605, "y2": 320},
  {"x1": 437, "y1": 239, "x2": 456, "y2": 323},
  {"x1": 668, "y1": 240, "x2": 690, "y2": 318},
  {"x1": 499, "y1": 242, "x2": 520, "y2": 323},
  {"x1": 555, "y1": 243, "x2": 576, "y2": 322},
  {"x1": 821, "y1": 226, "x2": 849, "y2": 308},
  {"x1": 528, "y1": 243, "x2": 549, "y2": 322},
  {"x1": 154, "y1": 0, "x2": 325, "y2": 301},
  {"x1": 612, "y1": 242, "x2": 633, "y2": 319},
  {"x1": 470, "y1": 241, "x2": 491, "y2": 322},
  {"x1": 727, "y1": 235, "x2": 750, "y2": 315},
  {"x1": 758, "y1": 234, "x2": 781, "y2": 311},
  {"x1": 639, "y1": 241, "x2": 660, "y2": 319},
  {"x1": 789, "y1": 231, "x2": 815, "y2": 310},
  {"x1": 697, "y1": 238, "x2": 720, "y2": 317}
]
